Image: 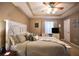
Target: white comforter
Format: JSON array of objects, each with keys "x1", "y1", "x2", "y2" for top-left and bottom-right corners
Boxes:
[
  {"x1": 27, "y1": 41, "x2": 68, "y2": 56},
  {"x1": 11, "y1": 37, "x2": 69, "y2": 56},
  {"x1": 11, "y1": 41, "x2": 29, "y2": 56},
  {"x1": 39, "y1": 37, "x2": 71, "y2": 49}
]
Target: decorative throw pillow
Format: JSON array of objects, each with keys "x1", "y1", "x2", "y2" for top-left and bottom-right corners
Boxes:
[
  {"x1": 24, "y1": 32, "x2": 38, "y2": 41},
  {"x1": 28, "y1": 35, "x2": 33, "y2": 41},
  {"x1": 26, "y1": 34, "x2": 36, "y2": 41}
]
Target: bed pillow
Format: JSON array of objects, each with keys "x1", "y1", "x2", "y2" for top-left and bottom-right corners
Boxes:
[
  {"x1": 34, "y1": 35, "x2": 39, "y2": 40},
  {"x1": 9, "y1": 35, "x2": 20, "y2": 45},
  {"x1": 16, "y1": 35, "x2": 26, "y2": 43},
  {"x1": 29, "y1": 35, "x2": 33, "y2": 41},
  {"x1": 6, "y1": 37, "x2": 12, "y2": 50},
  {"x1": 9, "y1": 36, "x2": 16, "y2": 46},
  {"x1": 25, "y1": 32, "x2": 31, "y2": 36},
  {"x1": 24, "y1": 34, "x2": 29, "y2": 41}
]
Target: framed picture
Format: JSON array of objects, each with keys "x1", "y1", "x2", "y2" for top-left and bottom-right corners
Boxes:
[{"x1": 34, "y1": 23, "x2": 39, "y2": 28}]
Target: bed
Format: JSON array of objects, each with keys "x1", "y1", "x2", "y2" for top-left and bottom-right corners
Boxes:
[
  {"x1": 10, "y1": 36, "x2": 70, "y2": 56},
  {"x1": 6, "y1": 20, "x2": 70, "y2": 56}
]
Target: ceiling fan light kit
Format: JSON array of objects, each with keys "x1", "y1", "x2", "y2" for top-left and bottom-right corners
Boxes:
[{"x1": 43, "y1": 2, "x2": 64, "y2": 14}]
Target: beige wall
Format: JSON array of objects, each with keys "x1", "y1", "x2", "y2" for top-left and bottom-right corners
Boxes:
[
  {"x1": 63, "y1": 11, "x2": 79, "y2": 45},
  {"x1": 29, "y1": 18, "x2": 64, "y2": 39},
  {"x1": 0, "y1": 2, "x2": 29, "y2": 31},
  {"x1": 69, "y1": 11, "x2": 79, "y2": 45},
  {"x1": 0, "y1": 3, "x2": 29, "y2": 48},
  {"x1": 29, "y1": 18, "x2": 42, "y2": 35}
]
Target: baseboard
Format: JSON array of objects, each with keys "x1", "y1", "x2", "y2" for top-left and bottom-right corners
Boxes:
[
  {"x1": 69, "y1": 42, "x2": 79, "y2": 49},
  {"x1": 63, "y1": 40, "x2": 79, "y2": 49}
]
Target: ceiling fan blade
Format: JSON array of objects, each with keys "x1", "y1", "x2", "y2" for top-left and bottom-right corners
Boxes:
[
  {"x1": 54, "y1": 7, "x2": 64, "y2": 10},
  {"x1": 49, "y1": 2, "x2": 61, "y2": 6},
  {"x1": 43, "y1": 2, "x2": 64, "y2": 10}
]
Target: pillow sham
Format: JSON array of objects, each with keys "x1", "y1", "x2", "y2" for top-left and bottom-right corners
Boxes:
[
  {"x1": 16, "y1": 35, "x2": 26, "y2": 43},
  {"x1": 24, "y1": 32, "x2": 39, "y2": 41},
  {"x1": 9, "y1": 36, "x2": 16, "y2": 46},
  {"x1": 9, "y1": 35, "x2": 20, "y2": 45},
  {"x1": 6, "y1": 37, "x2": 12, "y2": 50}
]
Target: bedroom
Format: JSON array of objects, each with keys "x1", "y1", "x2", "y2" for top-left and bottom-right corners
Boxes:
[{"x1": 0, "y1": 2, "x2": 79, "y2": 56}]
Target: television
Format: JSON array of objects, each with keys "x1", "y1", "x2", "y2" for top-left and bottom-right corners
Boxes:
[{"x1": 52, "y1": 28, "x2": 59, "y2": 33}]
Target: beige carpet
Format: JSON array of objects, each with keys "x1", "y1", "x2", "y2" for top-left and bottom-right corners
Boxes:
[{"x1": 64, "y1": 41, "x2": 79, "y2": 56}]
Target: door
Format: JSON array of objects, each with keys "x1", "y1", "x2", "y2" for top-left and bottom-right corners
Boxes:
[{"x1": 64, "y1": 19, "x2": 70, "y2": 42}]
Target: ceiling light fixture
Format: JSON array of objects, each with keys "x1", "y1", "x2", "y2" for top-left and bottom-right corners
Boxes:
[
  {"x1": 52, "y1": 8, "x2": 58, "y2": 14},
  {"x1": 47, "y1": 8, "x2": 52, "y2": 14}
]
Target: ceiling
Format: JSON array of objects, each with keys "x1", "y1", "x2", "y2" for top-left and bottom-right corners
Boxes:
[{"x1": 12, "y1": 2, "x2": 79, "y2": 19}]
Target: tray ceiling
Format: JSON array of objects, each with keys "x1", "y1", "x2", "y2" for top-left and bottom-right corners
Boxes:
[
  {"x1": 28, "y1": 2, "x2": 76, "y2": 16},
  {"x1": 12, "y1": 2, "x2": 79, "y2": 19}
]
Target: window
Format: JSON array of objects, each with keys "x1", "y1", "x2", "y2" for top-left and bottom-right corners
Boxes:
[{"x1": 45, "y1": 21, "x2": 54, "y2": 34}]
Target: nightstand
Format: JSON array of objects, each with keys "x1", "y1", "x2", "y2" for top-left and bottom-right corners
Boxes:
[
  {"x1": 2, "y1": 50, "x2": 17, "y2": 56},
  {"x1": 0, "y1": 47, "x2": 6, "y2": 56}
]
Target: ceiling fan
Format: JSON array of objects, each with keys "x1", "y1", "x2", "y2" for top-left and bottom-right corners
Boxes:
[{"x1": 43, "y1": 2, "x2": 64, "y2": 10}]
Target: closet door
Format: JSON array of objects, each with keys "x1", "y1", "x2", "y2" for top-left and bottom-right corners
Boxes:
[{"x1": 64, "y1": 19, "x2": 70, "y2": 42}]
